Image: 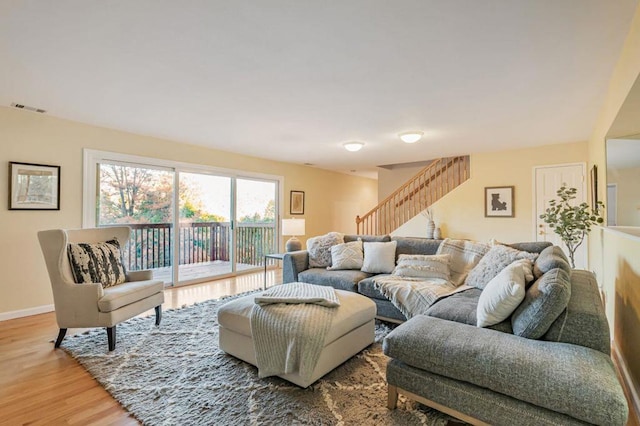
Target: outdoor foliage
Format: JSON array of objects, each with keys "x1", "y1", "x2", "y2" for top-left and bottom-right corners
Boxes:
[{"x1": 539, "y1": 185, "x2": 604, "y2": 268}]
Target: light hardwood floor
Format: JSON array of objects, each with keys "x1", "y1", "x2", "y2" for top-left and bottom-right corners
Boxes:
[{"x1": 1, "y1": 268, "x2": 637, "y2": 426}]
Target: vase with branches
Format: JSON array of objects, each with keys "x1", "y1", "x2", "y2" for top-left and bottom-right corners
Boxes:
[{"x1": 539, "y1": 185, "x2": 604, "y2": 268}]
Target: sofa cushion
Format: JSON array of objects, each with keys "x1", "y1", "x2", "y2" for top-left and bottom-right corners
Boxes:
[
  {"x1": 426, "y1": 289, "x2": 513, "y2": 333},
  {"x1": 392, "y1": 254, "x2": 451, "y2": 280},
  {"x1": 344, "y1": 234, "x2": 391, "y2": 243},
  {"x1": 511, "y1": 268, "x2": 571, "y2": 339},
  {"x1": 465, "y1": 244, "x2": 537, "y2": 289},
  {"x1": 507, "y1": 241, "x2": 552, "y2": 254},
  {"x1": 307, "y1": 232, "x2": 344, "y2": 268},
  {"x1": 383, "y1": 315, "x2": 629, "y2": 426},
  {"x1": 98, "y1": 279, "x2": 164, "y2": 312},
  {"x1": 392, "y1": 237, "x2": 441, "y2": 258},
  {"x1": 543, "y1": 270, "x2": 611, "y2": 354},
  {"x1": 327, "y1": 240, "x2": 364, "y2": 270},
  {"x1": 435, "y1": 238, "x2": 490, "y2": 286},
  {"x1": 357, "y1": 275, "x2": 391, "y2": 300},
  {"x1": 476, "y1": 259, "x2": 532, "y2": 327},
  {"x1": 533, "y1": 245, "x2": 571, "y2": 278},
  {"x1": 361, "y1": 241, "x2": 397, "y2": 274},
  {"x1": 67, "y1": 239, "x2": 126, "y2": 288},
  {"x1": 298, "y1": 268, "x2": 372, "y2": 292}
]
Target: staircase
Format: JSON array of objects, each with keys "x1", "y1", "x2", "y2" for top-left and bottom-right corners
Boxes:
[{"x1": 356, "y1": 156, "x2": 470, "y2": 235}]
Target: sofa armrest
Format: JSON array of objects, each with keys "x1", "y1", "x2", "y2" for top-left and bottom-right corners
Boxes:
[
  {"x1": 126, "y1": 270, "x2": 154, "y2": 282},
  {"x1": 282, "y1": 251, "x2": 309, "y2": 283},
  {"x1": 383, "y1": 315, "x2": 628, "y2": 426}
]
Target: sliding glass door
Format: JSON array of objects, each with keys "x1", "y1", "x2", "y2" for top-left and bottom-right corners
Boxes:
[{"x1": 87, "y1": 150, "x2": 281, "y2": 286}]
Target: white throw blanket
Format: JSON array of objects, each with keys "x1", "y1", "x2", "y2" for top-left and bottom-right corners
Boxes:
[
  {"x1": 250, "y1": 283, "x2": 340, "y2": 382},
  {"x1": 374, "y1": 275, "x2": 471, "y2": 319}
]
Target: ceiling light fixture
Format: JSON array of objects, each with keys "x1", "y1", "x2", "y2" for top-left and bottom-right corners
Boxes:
[
  {"x1": 343, "y1": 141, "x2": 364, "y2": 152},
  {"x1": 399, "y1": 131, "x2": 424, "y2": 144}
]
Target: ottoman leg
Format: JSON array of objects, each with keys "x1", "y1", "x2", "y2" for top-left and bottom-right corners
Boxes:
[{"x1": 387, "y1": 384, "x2": 398, "y2": 410}]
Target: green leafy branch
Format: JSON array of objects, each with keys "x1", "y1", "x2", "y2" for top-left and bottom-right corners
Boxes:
[{"x1": 539, "y1": 185, "x2": 604, "y2": 268}]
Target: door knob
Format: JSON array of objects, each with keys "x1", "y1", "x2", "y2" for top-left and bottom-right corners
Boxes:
[{"x1": 539, "y1": 230, "x2": 545, "y2": 235}]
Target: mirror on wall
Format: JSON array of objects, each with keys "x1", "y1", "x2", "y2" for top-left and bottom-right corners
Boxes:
[
  {"x1": 605, "y1": 135, "x2": 640, "y2": 227},
  {"x1": 605, "y1": 72, "x2": 640, "y2": 231}
]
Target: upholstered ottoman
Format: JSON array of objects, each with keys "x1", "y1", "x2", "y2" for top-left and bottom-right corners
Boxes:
[{"x1": 218, "y1": 288, "x2": 376, "y2": 387}]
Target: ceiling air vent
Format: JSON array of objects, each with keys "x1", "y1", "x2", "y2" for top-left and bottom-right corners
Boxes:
[{"x1": 11, "y1": 102, "x2": 46, "y2": 113}]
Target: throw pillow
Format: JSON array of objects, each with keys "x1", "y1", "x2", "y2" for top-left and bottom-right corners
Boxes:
[
  {"x1": 67, "y1": 238, "x2": 127, "y2": 288},
  {"x1": 465, "y1": 244, "x2": 538, "y2": 290},
  {"x1": 533, "y1": 245, "x2": 571, "y2": 278},
  {"x1": 327, "y1": 240, "x2": 364, "y2": 270},
  {"x1": 476, "y1": 259, "x2": 533, "y2": 327},
  {"x1": 361, "y1": 241, "x2": 397, "y2": 274},
  {"x1": 511, "y1": 268, "x2": 571, "y2": 339},
  {"x1": 392, "y1": 254, "x2": 451, "y2": 280},
  {"x1": 435, "y1": 238, "x2": 490, "y2": 286},
  {"x1": 307, "y1": 232, "x2": 344, "y2": 268}
]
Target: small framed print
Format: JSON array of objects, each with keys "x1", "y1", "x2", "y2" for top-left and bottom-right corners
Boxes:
[
  {"x1": 485, "y1": 186, "x2": 514, "y2": 218},
  {"x1": 290, "y1": 190, "x2": 305, "y2": 215},
  {"x1": 9, "y1": 162, "x2": 61, "y2": 210},
  {"x1": 590, "y1": 165, "x2": 598, "y2": 209}
]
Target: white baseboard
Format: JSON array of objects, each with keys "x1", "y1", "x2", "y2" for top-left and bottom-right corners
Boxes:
[
  {"x1": 613, "y1": 342, "x2": 640, "y2": 423},
  {"x1": 0, "y1": 304, "x2": 55, "y2": 322}
]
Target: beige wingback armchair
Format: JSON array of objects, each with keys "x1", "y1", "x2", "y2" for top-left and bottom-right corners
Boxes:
[{"x1": 38, "y1": 226, "x2": 165, "y2": 351}]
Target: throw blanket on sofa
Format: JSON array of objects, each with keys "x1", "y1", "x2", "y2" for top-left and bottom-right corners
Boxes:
[
  {"x1": 250, "y1": 283, "x2": 339, "y2": 382},
  {"x1": 373, "y1": 275, "x2": 471, "y2": 319}
]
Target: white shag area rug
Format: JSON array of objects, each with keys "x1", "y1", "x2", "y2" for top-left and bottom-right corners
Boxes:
[{"x1": 62, "y1": 292, "x2": 453, "y2": 425}]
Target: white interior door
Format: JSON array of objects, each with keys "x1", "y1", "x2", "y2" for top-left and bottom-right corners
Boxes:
[
  {"x1": 607, "y1": 184, "x2": 618, "y2": 226},
  {"x1": 534, "y1": 163, "x2": 587, "y2": 268}
]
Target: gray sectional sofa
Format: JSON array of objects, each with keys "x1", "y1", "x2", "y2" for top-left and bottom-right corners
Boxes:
[{"x1": 282, "y1": 235, "x2": 629, "y2": 425}]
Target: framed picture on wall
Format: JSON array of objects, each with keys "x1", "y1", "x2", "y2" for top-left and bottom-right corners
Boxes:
[
  {"x1": 290, "y1": 190, "x2": 305, "y2": 215},
  {"x1": 484, "y1": 186, "x2": 514, "y2": 217},
  {"x1": 590, "y1": 165, "x2": 598, "y2": 209},
  {"x1": 9, "y1": 162, "x2": 61, "y2": 210}
]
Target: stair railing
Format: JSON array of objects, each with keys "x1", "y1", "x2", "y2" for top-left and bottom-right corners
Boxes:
[{"x1": 356, "y1": 156, "x2": 470, "y2": 235}]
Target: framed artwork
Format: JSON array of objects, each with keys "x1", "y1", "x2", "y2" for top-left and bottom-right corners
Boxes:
[
  {"x1": 290, "y1": 190, "x2": 305, "y2": 215},
  {"x1": 590, "y1": 165, "x2": 598, "y2": 208},
  {"x1": 485, "y1": 186, "x2": 514, "y2": 217},
  {"x1": 9, "y1": 162, "x2": 61, "y2": 210}
]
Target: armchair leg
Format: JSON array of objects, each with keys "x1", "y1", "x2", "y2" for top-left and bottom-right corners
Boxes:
[
  {"x1": 155, "y1": 305, "x2": 162, "y2": 326},
  {"x1": 387, "y1": 384, "x2": 398, "y2": 410},
  {"x1": 54, "y1": 328, "x2": 67, "y2": 348},
  {"x1": 107, "y1": 326, "x2": 116, "y2": 351}
]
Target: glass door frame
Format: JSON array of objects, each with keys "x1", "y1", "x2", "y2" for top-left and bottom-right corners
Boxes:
[{"x1": 83, "y1": 149, "x2": 284, "y2": 287}]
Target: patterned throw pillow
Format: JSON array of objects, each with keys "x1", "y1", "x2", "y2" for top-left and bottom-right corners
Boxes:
[
  {"x1": 307, "y1": 232, "x2": 344, "y2": 268},
  {"x1": 465, "y1": 244, "x2": 538, "y2": 290},
  {"x1": 392, "y1": 254, "x2": 451, "y2": 280},
  {"x1": 435, "y1": 238, "x2": 490, "y2": 286},
  {"x1": 67, "y1": 239, "x2": 127, "y2": 288},
  {"x1": 327, "y1": 240, "x2": 364, "y2": 270}
]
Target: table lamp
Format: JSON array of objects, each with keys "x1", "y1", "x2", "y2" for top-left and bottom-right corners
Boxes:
[{"x1": 282, "y1": 218, "x2": 305, "y2": 252}]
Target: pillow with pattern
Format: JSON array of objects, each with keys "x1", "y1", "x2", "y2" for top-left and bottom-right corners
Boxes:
[
  {"x1": 327, "y1": 240, "x2": 364, "y2": 270},
  {"x1": 392, "y1": 254, "x2": 451, "y2": 280},
  {"x1": 67, "y1": 238, "x2": 126, "y2": 288},
  {"x1": 307, "y1": 232, "x2": 344, "y2": 268},
  {"x1": 465, "y1": 244, "x2": 538, "y2": 290}
]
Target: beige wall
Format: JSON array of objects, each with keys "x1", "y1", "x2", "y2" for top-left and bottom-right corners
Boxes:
[
  {"x1": 0, "y1": 107, "x2": 377, "y2": 315},
  {"x1": 607, "y1": 166, "x2": 640, "y2": 226},
  {"x1": 587, "y1": 3, "x2": 640, "y2": 401},
  {"x1": 377, "y1": 161, "x2": 432, "y2": 202},
  {"x1": 393, "y1": 141, "x2": 588, "y2": 243}
]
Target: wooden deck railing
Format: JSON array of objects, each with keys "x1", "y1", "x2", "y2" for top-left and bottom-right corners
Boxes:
[
  {"x1": 104, "y1": 222, "x2": 276, "y2": 271},
  {"x1": 356, "y1": 156, "x2": 470, "y2": 234}
]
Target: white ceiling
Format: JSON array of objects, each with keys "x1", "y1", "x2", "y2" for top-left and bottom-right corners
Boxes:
[
  {"x1": 607, "y1": 137, "x2": 640, "y2": 169},
  {"x1": 1, "y1": 1, "x2": 637, "y2": 179}
]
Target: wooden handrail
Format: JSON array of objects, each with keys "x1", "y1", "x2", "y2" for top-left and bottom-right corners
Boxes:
[{"x1": 356, "y1": 156, "x2": 470, "y2": 235}]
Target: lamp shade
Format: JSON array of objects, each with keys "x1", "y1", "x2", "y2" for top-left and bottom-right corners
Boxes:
[{"x1": 282, "y1": 218, "x2": 305, "y2": 236}]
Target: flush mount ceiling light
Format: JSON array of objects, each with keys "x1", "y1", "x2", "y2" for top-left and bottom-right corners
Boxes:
[
  {"x1": 399, "y1": 131, "x2": 424, "y2": 144},
  {"x1": 343, "y1": 141, "x2": 365, "y2": 152}
]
